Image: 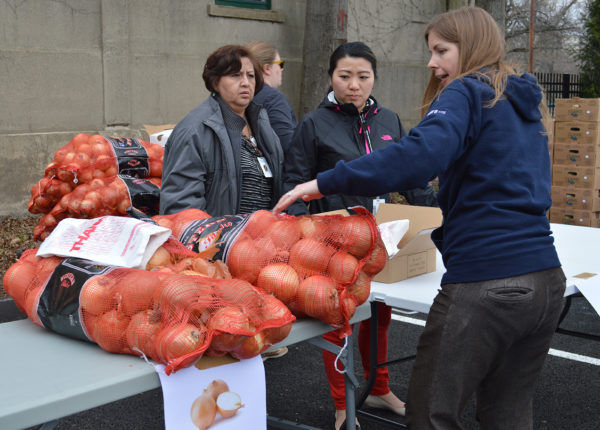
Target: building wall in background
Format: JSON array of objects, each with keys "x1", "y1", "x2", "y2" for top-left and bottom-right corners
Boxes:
[{"x1": 1, "y1": 0, "x2": 443, "y2": 216}]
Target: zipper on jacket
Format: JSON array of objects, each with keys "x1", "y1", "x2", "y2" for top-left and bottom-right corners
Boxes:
[{"x1": 358, "y1": 111, "x2": 373, "y2": 154}]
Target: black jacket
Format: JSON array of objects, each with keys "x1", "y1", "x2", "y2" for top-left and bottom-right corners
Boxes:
[
  {"x1": 283, "y1": 93, "x2": 437, "y2": 215},
  {"x1": 253, "y1": 84, "x2": 297, "y2": 153}
]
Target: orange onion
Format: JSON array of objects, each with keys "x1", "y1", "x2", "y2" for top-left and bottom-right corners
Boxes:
[
  {"x1": 289, "y1": 238, "x2": 335, "y2": 278},
  {"x1": 94, "y1": 309, "x2": 130, "y2": 353},
  {"x1": 126, "y1": 309, "x2": 162, "y2": 359},
  {"x1": 156, "y1": 322, "x2": 208, "y2": 362},
  {"x1": 243, "y1": 210, "x2": 277, "y2": 238},
  {"x1": 256, "y1": 263, "x2": 299, "y2": 303},
  {"x1": 80, "y1": 275, "x2": 117, "y2": 316},
  {"x1": 296, "y1": 275, "x2": 342, "y2": 325},
  {"x1": 266, "y1": 219, "x2": 301, "y2": 250},
  {"x1": 114, "y1": 269, "x2": 161, "y2": 316},
  {"x1": 327, "y1": 251, "x2": 359, "y2": 284},
  {"x1": 297, "y1": 216, "x2": 327, "y2": 239},
  {"x1": 362, "y1": 235, "x2": 388, "y2": 275},
  {"x1": 346, "y1": 270, "x2": 371, "y2": 305},
  {"x1": 327, "y1": 216, "x2": 375, "y2": 258},
  {"x1": 230, "y1": 332, "x2": 269, "y2": 359},
  {"x1": 146, "y1": 246, "x2": 173, "y2": 270}
]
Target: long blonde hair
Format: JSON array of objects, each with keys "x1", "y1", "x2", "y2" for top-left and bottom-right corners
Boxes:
[
  {"x1": 246, "y1": 40, "x2": 278, "y2": 69},
  {"x1": 421, "y1": 7, "x2": 520, "y2": 118}
]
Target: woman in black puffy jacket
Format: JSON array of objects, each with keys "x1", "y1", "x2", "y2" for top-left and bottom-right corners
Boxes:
[{"x1": 283, "y1": 41, "x2": 437, "y2": 430}]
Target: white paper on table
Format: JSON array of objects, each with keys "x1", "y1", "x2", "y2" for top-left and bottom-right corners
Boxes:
[
  {"x1": 155, "y1": 356, "x2": 266, "y2": 430},
  {"x1": 377, "y1": 219, "x2": 410, "y2": 259},
  {"x1": 36, "y1": 216, "x2": 171, "y2": 269},
  {"x1": 573, "y1": 275, "x2": 600, "y2": 317}
]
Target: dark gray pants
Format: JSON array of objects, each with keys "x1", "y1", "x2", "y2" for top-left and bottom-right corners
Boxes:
[{"x1": 406, "y1": 267, "x2": 566, "y2": 430}]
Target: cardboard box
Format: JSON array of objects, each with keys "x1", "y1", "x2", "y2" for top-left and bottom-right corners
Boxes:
[
  {"x1": 372, "y1": 203, "x2": 442, "y2": 283},
  {"x1": 553, "y1": 143, "x2": 600, "y2": 167},
  {"x1": 549, "y1": 207, "x2": 600, "y2": 227},
  {"x1": 554, "y1": 121, "x2": 600, "y2": 145},
  {"x1": 143, "y1": 124, "x2": 176, "y2": 147},
  {"x1": 552, "y1": 165, "x2": 600, "y2": 189},
  {"x1": 555, "y1": 98, "x2": 600, "y2": 122},
  {"x1": 551, "y1": 186, "x2": 600, "y2": 211}
]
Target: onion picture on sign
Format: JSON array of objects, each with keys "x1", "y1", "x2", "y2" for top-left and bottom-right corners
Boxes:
[
  {"x1": 155, "y1": 356, "x2": 265, "y2": 430},
  {"x1": 190, "y1": 379, "x2": 244, "y2": 429}
]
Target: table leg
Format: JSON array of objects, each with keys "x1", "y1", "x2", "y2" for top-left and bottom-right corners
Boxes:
[
  {"x1": 355, "y1": 301, "x2": 414, "y2": 428},
  {"x1": 344, "y1": 333, "x2": 356, "y2": 430},
  {"x1": 307, "y1": 329, "x2": 360, "y2": 430}
]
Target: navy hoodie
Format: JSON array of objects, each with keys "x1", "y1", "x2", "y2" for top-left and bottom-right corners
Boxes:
[{"x1": 318, "y1": 73, "x2": 561, "y2": 284}]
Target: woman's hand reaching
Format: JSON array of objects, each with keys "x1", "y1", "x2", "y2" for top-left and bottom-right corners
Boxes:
[{"x1": 272, "y1": 179, "x2": 323, "y2": 214}]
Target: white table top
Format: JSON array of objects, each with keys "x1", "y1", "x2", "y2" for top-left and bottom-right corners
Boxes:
[
  {"x1": 370, "y1": 222, "x2": 600, "y2": 314},
  {"x1": 0, "y1": 303, "x2": 370, "y2": 430}
]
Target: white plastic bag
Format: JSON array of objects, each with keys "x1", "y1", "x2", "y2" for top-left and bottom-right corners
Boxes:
[{"x1": 37, "y1": 216, "x2": 171, "y2": 269}]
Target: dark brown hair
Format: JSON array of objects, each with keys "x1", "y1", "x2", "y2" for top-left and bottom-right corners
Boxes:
[{"x1": 202, "y1": 45, "x2": 264, "y2": 94}]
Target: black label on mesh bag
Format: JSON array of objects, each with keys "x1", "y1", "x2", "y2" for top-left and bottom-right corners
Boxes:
[
  {"x1": 37, "y1": 258, "x2": 113, "y2": 342},
  {"x1": 119, "y1": 174, "x2": 160, "y2": 216},
  {"x1": 104, "y1": 136, "x2": 150, "y2": 178},
  {"x1": 179, "y1": 214, "x2": 250, "y2": 259}
]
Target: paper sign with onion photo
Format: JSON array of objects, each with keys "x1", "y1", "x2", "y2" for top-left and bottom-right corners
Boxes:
[{"x1": 155, "y1": 355, "x2": 266, "y2": 430}]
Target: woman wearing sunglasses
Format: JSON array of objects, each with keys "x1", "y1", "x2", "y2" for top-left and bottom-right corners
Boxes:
[{"x1": 246, "y1": 41, "x2": 297, "y2": 153}]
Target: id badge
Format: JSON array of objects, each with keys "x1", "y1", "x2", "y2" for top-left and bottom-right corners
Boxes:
[
  {"x1": 373, "y1": 198, "x2": 385, "y2": 215},
  {"x1": 257, "y1": 157, "x2": 273, "y2": 178}
]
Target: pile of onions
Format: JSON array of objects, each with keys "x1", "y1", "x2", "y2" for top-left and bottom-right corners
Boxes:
[
  {"x1": 3, "y1": 251, "x2": 296, "y2": 374},
  {"x1": 32, "y1": 175, "x2": 160, "y2": 241},
  {"x1": 28, "y1": 133, "x2": 163, "y2": 215},
  {"x1": 42, "y1": 133, "x2": 163, "y2": 186},
  {"x1": 226, "y1": 209, "x2": 387, "y2": 334}
]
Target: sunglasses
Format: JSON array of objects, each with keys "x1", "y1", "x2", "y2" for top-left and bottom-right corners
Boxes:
[{"x1": 272, "y1": 60, "x2": 285, "y2": 70}]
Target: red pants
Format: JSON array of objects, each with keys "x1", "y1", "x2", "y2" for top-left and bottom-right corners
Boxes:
[{"x1": 322, "y1": 302, "x2": 392, "y2": 410}]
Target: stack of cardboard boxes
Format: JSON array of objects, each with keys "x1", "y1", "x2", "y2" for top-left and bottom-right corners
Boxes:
[{"x1": 549, "y1": 98, "x2": 600, "y2": 227}]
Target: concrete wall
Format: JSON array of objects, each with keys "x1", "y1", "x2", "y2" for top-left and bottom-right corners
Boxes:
[{"x1": 1, "y1": 0, "x2": 443, "y2": 217}]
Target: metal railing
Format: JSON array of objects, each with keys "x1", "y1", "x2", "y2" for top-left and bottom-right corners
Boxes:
[{"x1": 534, "y1": 73, "x2": 581, "y2": 117}]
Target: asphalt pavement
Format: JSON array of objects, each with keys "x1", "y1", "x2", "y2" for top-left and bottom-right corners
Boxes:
[{"x1": 9, "y1": 295, "x2": 599, "y2": 430}]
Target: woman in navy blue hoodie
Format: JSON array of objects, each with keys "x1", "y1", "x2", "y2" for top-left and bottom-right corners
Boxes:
[{"x1": 275, "y1": 7, "x2": 565, "y2": 429}]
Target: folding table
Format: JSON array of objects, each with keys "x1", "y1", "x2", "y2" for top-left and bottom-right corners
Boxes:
[{"x1": 0, "y1": 302, "x2": 371, "y2": 430}]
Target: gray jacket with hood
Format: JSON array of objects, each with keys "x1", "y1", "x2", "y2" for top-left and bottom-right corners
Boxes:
[{"x1": 160, "y1": 94, "x2": 284, "y2": 216}]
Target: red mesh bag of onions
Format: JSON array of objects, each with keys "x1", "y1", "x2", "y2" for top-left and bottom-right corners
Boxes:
[
  {"x1": 33, "y1": 175, "x2": 161, "y2": 241},
  {"x1": 28, "y1": 133, "x2": 163, "y2": 215},
  {"x1": 3, "y1": 250, "x2": 295, "y2": 374},
  {"x1": 158, "y1": 207, "x2": 387, "y2": 337}
]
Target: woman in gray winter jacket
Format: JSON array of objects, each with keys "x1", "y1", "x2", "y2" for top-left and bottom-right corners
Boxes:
[{"x1": 160, "y1": 45, "x2": 284, "y2": 216}]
